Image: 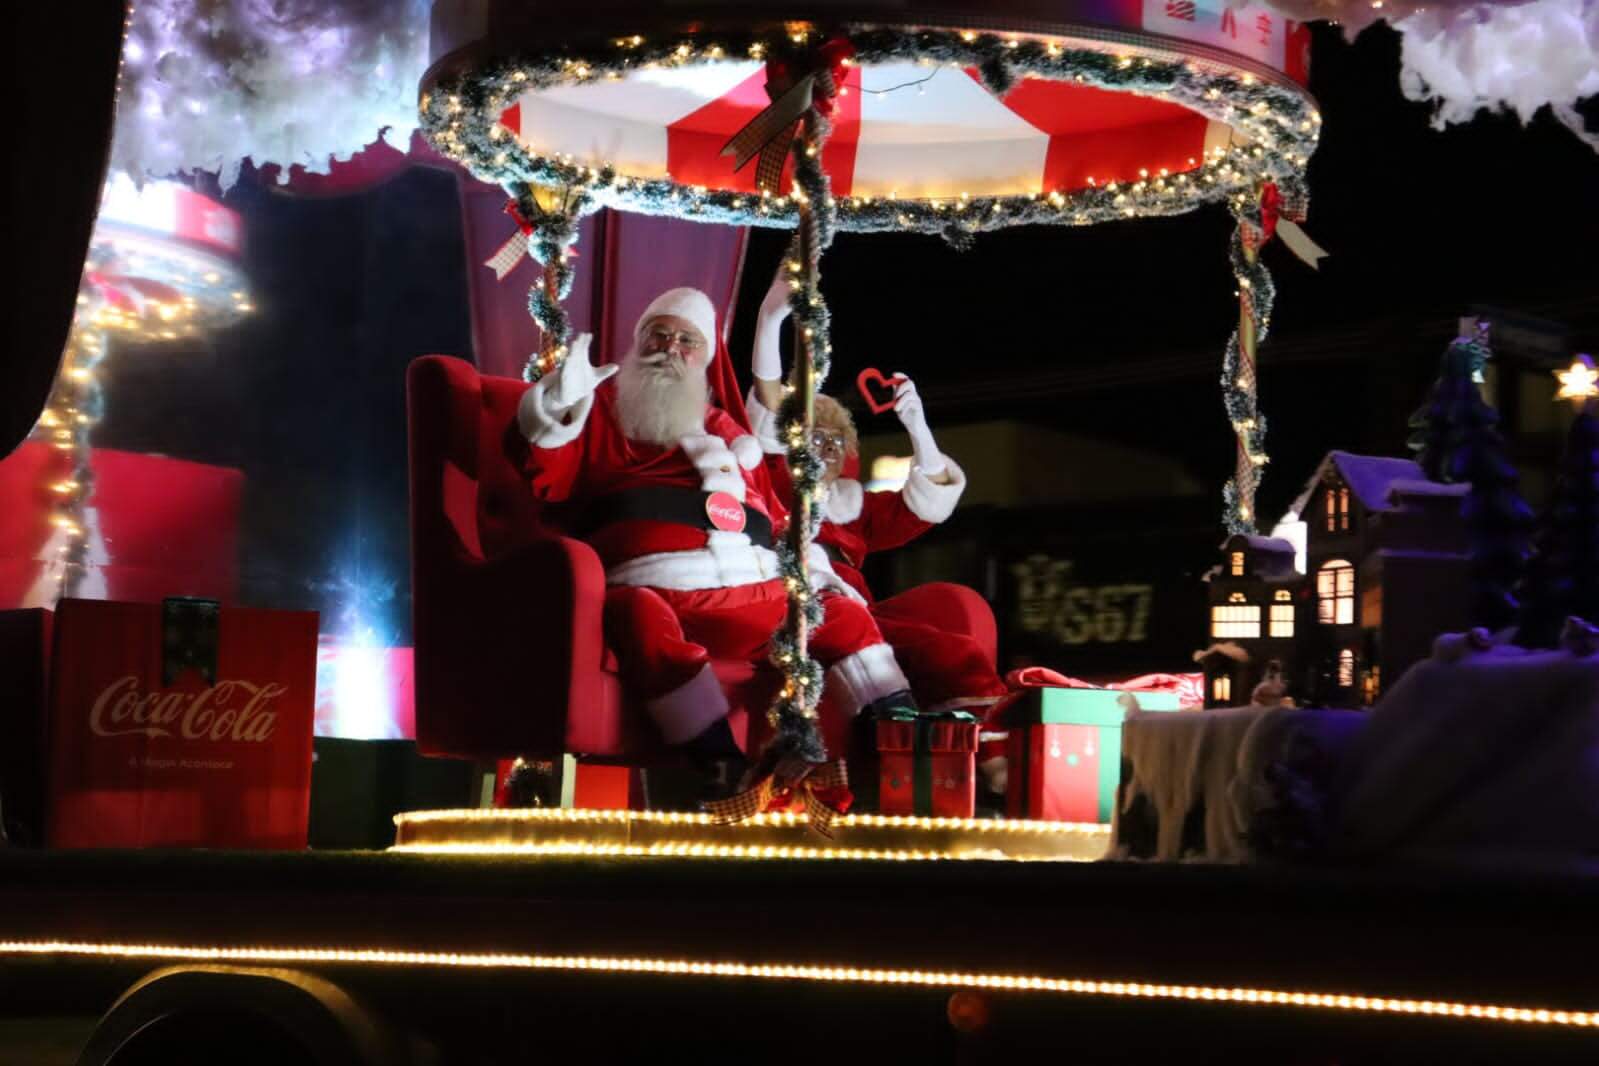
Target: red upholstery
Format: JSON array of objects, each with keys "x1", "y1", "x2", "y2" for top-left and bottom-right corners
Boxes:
[{"x1": 407, "y1": 355, "x2": 997, "y2": 764}]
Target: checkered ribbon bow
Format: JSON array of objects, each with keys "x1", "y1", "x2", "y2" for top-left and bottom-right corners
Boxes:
[
  {"x1": 720, "y1": 38, "x2": 853, "y2": 193},
  {"x1": 706, "y1": 759, "x2": 853, "y2": 836}
]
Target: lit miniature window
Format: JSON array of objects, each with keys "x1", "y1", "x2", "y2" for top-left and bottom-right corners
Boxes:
[
  {"x1": 1325, "y1": 487, "x2": 1337, "y2": 532},
  {"x1": 1270, "y1": 602, "x2": 1295, "y2": 638},
  {"x1": 1317, "y1": 560, "x2": 1354, "y2": 625},
  {"x1": 1338, "y1": 487, "x2": 1351, "y2": 532},
  {"x1": 1337, "y1": 648, "x2": 1356, "y2": 687},
  {"x1": 1230, "y1": 551, "x2": 1245, "y2": 576},
  {"x1": 1212, "y1": 674, "x2": 1232, "y2": 703},
  {"x1": 1211, "y1": 603, "x2": 1261, "y2": 639}
]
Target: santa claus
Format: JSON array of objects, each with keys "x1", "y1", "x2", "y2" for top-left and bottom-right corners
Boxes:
[
  {"x1": 518, "y1": 286, "x2": 916, "y2": 799},
  {"x1": 746, "y1": 272, "x2": 1012, "y2": 804}
]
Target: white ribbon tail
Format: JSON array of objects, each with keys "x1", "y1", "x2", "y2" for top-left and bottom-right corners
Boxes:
[
  {"x1": 485, "y1": 230, "x2": 530, "y2": 281},
  {"x1": 1275, "y1": 219, "x2": 1328, "y2": 271}
]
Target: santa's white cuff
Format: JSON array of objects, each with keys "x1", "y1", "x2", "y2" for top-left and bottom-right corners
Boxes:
[
  {"x1": 646, "y1": 663, "x2": 731, "y2": 745},
  {"x1": 826, "y1": 642, "x2": 910, "y2": 711},
  {"x1": 902, "y1": 456, "x2": 965, "y2": 524},
  {"x1": 745, "y1": 390, "x2": 788, "y2": 454},
  {"x1": 518, "y1": 379, "x2": 592, "y2": 449}
]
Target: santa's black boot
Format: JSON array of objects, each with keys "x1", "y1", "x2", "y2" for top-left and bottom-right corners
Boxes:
[{"x1": 678, "y1": 717, "x2": 750, "y2": 806}]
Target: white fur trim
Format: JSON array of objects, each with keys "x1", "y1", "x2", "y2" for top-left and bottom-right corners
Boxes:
[
  {"x1": 901, "y1": 456, "x2": 966, "y2": 524},
  {"x1": 606, "y1": 534, "x2": 780, "y2": 591},
  {"x1": 806, "y1": 543, "x2": 866, "y2": 603},
  {"x1": 826, "y1": 642, "x2": 910, "y2": 711},
  {"x1": 731, "y1": 434, "x2": 763, "y2": 470},
  {"x1": 645, "y1": 663, "x2": 730, "y2": 745},
  {"x1": 823, "y1": 478, "x2": 863, "y2": 524},
  {"x1": 745, "y1": 390, "x2": 786, "y2": 454},
  {"x1": 517, "y1": 379, "x2": 591, "y2": 449},
  {"x1": 635, "y1": 287, "x2": 717, "y2": 351},
  {"x1": 679, "y1": 432, "x2": 747, "y2": 501}
]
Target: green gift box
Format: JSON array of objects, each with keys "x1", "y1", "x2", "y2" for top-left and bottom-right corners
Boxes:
[{"x1": 997, "y1": 688, "x2": 1182, "y2": 823}]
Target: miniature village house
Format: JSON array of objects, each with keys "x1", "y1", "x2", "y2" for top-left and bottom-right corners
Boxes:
[{"x1": 1199, "y1": 452, "x2": 1471, "y2": 708}]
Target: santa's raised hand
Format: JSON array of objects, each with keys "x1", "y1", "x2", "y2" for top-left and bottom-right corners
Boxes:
[
  {"x1": 550, "y1": 333, "x2": 616, "y2": 410},
  {"x1": 750, "y1": 266, "x2": 793, "y2": 412},
  {"x1": 890, "y1": 375, "x2": 948, "y2": 479}
]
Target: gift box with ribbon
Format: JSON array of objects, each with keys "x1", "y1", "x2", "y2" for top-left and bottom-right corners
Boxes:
[
  {"x1": 852, "y1": 708, "x2": 979, "y2": 818},
  {"x1": 998, "y1": 686, "x2": 1182, "y2": 824}
]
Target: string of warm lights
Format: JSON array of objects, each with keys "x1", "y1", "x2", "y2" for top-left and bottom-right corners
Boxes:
[
  {"x1": 389, "y1": 840, "x2": 1006, "y2": 861},
  {"x1": 1220, "y1": 197, "x2": 1276, "y2": 534},
  {"x1": 2, "y1": 940, "x2": 1592, "y2": 1028},
  {"x1": 30, "y1": 226, "x2": 252, "y2": 601},
  {"x1": 417, "y1": 25, "x2": 1318, "y2": 244},
  {"x1": 394, "y1": 807, "x2": 1106, "y2": 835}
]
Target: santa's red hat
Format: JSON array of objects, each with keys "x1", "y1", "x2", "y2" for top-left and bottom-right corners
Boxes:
[{"x1": 633, "y1": 284, "x2": 753, "y2": 436}]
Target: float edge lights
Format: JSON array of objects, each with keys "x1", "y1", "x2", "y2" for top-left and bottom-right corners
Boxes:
[
  {"x1": 1, "y1": 941, "x2": 1592, "y2": 1028},
  {"x1": 418, "y1": 26, "x2": 1317, "y2": 240},
  {"x1": 393, "y1": 808, "x2": 1108, "y2": 834}
]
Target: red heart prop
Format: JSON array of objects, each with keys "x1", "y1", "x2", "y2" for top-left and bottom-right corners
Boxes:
[{"x1": 856, "y1": 368, "x2": 905, "y2": 415}]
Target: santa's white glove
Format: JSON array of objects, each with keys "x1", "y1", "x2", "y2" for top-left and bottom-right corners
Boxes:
[
  {"x1": 549, "y1": 333, "x2": 616, "y2": 412},
  {"x1": 891, "y1": 375, "x2": 946, "y2": 477},
  {"x1": 753, "y1": 269, "x2": 792, "y2": 383}
]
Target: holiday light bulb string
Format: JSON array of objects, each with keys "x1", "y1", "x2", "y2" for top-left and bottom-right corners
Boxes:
[
  {"x1": 1220, "y1": 194, "x2": 1277, "y2": 534},
  {"x1": 31, "y1": 235, "x2": 253, "y2": 601},
  {"x1": 418, "y1": 25, "x2": 1318, "y2": 245},
  {"x1": 3, "y1": 940, "x2": 1596, "y2": 1030}
]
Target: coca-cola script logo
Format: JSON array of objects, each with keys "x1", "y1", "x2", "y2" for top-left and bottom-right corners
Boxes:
[
  {"x1": 705, "y1": 491, "x2": 746, "y2": 533},
  {"x1": 89, "y1": 675, "x2": 285, "y2": 742}
]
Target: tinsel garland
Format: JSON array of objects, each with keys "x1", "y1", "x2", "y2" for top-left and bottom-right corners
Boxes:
[
  {"x1": 510, "y1": 182, "x2": 600, "y2": 382},
  {"x1": 761, "y1": 101, "x2": 840, "y2": 767},
  {"x1": 1219, "y1": 204, "x2": 1276, "y2": 535},
  {"x1": 419, "y1": 26, "x2": 1317, "y2": 244}
]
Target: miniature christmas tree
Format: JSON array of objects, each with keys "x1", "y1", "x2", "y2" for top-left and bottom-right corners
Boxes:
[
  {"x1": 1516, "y1": 399, "x2": 1599, "y2": 647},
  {"x1": 1407, "y1": 328, "x2": 1533, "y2": 631}
]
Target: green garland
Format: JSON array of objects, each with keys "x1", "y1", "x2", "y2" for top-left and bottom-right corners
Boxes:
[
  {"x1": 1220, "y1": 203, "x2": 1276, "y2": 535},
  {"x1": 419, "y1": 26, "x2": 1318, "y2": 245},
  {"x1": 510, "y1": 183, "x2": 597, "y2": 381},
  {"x1": 763, "y1": 104, "x2": 838, "y2": 767}
]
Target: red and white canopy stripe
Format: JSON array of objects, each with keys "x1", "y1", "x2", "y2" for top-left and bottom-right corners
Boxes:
[
  {"x1": 495, "y1": 9, "x2": 1311, "y2": 199},
  {"x1": 500, "y1": 59, "x2": 1247, "y2": 201}
]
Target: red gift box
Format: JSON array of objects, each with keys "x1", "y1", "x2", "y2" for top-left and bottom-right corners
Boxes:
[
  {"x1": 39, "y1": 597, "x2": 318, "y2": 849},
  {"x1": 857, "y1": 710, "x2": 978, "y2": 818}
]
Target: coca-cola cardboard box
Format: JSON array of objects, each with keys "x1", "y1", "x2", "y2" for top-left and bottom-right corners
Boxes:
[{"x1": 45, "y1": 597, "x2": 317, "y2": 848}]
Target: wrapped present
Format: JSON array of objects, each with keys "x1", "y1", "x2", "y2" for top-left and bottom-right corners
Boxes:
[
  {"x1": 998, "y1": 686, "x2": 1182, "y2": 823},
  {"x1": 852, "y1": 708, "x2": 979, "y2": 817},
  {"x1": 40, "y1": 596, "x2": 318, "y2": 848}
]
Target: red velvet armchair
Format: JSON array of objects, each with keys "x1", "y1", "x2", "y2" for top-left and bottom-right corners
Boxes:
[{"x1": 406, "y1": 354, "x2": 998, "y2": 766}]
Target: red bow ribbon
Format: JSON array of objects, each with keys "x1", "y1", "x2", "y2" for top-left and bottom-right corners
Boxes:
[
  {"x1": 722, "y1": 36, "x2": 855, "y2": 192},
  {"x1": 1259, "y1": 183, "x2": 1284, "y2": 243},
  {"x1": 1254, "y1": 182, "x2": 1327, "y2": 270},
  {"x1": 706, "y1": 759, "x2": 853, "y2": 836}
]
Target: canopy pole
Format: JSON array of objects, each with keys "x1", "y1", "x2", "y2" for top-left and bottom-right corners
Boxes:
[{"x1": 1222, "y1": 183, "x2": 1274, "y2": 535}]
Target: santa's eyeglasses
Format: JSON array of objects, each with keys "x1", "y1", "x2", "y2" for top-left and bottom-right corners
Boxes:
[
  {"x1": 810, "y1": 430, "x2": 849, "y2": 455},
  {"x1": 643, "y1": 326, "x2": 705, "y2": 353}
]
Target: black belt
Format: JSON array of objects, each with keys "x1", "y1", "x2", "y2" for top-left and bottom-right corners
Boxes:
[{"x1": 584, "y1": 485, "x2": 773, "y2": 548}]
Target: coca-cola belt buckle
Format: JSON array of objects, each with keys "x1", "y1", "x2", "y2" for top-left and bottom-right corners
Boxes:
[
  {"x1": 705, "y1": 491, "x2": 747, "y2": 533},
  {"x1": 163, "y1": 596, "x2": 221, "y2": 686}
]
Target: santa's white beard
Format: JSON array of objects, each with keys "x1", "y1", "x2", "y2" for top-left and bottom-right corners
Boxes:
[{"x1": 613, "y1": 348, "x2": 710, "y2": 445}]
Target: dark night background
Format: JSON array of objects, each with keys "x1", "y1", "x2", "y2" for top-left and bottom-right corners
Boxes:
[{"x1": 89, "y1": 24, "x2": 1599, "y2": 653}]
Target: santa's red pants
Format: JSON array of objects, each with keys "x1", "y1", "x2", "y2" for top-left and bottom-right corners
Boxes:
[{"x1": 604, "y1": 578, "x2": 909, "y2": 744}]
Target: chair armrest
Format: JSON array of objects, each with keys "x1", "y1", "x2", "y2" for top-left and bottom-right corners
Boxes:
[
  {"x1": 873, "y1": 582, "x2": 997, "y2": 667},
  {"x1": 413, "y1": 533, "x2": 608, "y2": 760}
]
